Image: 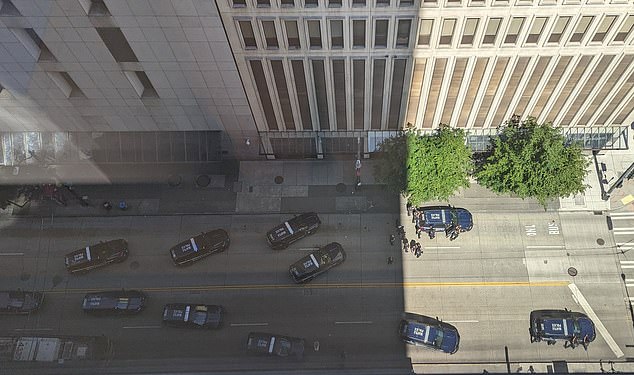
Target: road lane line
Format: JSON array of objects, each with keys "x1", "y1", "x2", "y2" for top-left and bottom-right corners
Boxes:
[
  {"x1": 335, "y1": 321, "x2": 373, "y2": 325},
  {"x1": 525, "y1": 245, "x2": 565, "y2": 249},
  {"x1": 445, "y1": 320, "x2": 479, "y2": 323},
  {"x1": 429, "y1": 246, "x2": 461, "y2": 249},
  {"x1": 630, "y1": 297, "x2": 634, "y2": 302},
  {"x1": 609, "y1": 213, "x2": 634, "y2": 217},
  {"x1": 620, "y1": 265, "x2": 634, "y2": 269},
  {"x1": 230, "y1": 323, "x2": 269, "y2": 327},
  {"x1": 568, "y1": 283, "x2": 624, "y2": 358},
  {"x1": 14, "y1": 328, "x2": 53, "y2": 331},
  {"x1": 619, "y1": 261, "x2": 634, "y2": 264},
  {"x1": 122, "y1": 325, "x2": 161, "y2": 329},
  {"x1": 0, "y1": 252, "x2": 24, "y2": 256}
]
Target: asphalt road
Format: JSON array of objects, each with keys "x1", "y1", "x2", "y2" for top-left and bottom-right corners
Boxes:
[{"x1": 1, "y1": 209, "x2": 634, "y2": 373}]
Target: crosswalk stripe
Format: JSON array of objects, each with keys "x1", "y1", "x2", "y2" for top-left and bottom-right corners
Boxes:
[
  {"x1": 609, "y1": 212, "x2": 634, "y2": 216},
  {"x1": 621, "y1": 265, "x2": 634, "y2": 269},
  {"x1": 620, "y1": 261, "x2": 634, "y2": 264},
  {"x1": 612, "y1": 231, "x2": 634, "y2": 235},
  {"x1": 630, "y1": 297, "x2": 634, "y2": 302}
]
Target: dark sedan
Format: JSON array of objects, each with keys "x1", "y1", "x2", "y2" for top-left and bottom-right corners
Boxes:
[
  {"x1": 289, "y1": 242, "x2": 346, "y2": 283},
  {"x1": 529, "y1": 309, "x2": 596, "y2": 348},
  {"x1": 64, "y1": 239, "x2": 128, "y2": 274},
  {"x1": 399, "y1": 313, "x2": 460, "y2": 354},
  {"x1": 162, "y1": 303, "x2": 223, "y2": 329},
  {"x1": 169, "y1": 229, "x2": 230, "y2": 266},
  {"x1": 0, "y1": 291, "x2": 44, "y2": 314},
  {"x1": 82, "y1": 290, "x2": 146, "y2": 315},
  {"x1": 266, "y1": 213, "x2": 321, "y2": 250},
  {"x1": 246, "y1": 332, "x2": 305, "y2": 359}
]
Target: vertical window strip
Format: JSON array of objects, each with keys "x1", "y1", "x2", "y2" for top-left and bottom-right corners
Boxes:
[
  {"x1": 312, "y1": 60, "x2": 329, "y2": 130},
  {"x1": 406, "y1": 59, "x2": 426, "y2": 126},
  {"x1": 388, "y1": 59, "x2": 407, "y2": 129},
  {"x1": 613, "y1": 96, "x2": 634, "y2": 124},
  {"x1": 285, "y1": 20, "x2": 300, "y2": 49},
  {"x1": 504, "y1": 17, "x2": 525, "y2": 44},
  {"x1": 353, "y1": 20, "x2": 366, "y2": 48},
  {"x1": 418, "y1": 19, "x2": 434, "y2": 47},
  {"x1": 457, "y1": 58, "x2": 489, "y2": 126},
  {"x1": 291, "y1": 60, "x2": 313, "y2": 130},
  {"x1": 530, "y1": 56, "x2": 573, "y2": 118},
  {"x1": 375, "y1": 20, "x2": 388, "y2": 47},
  {"x1": 483, "y1": 18, "x2": 502, "y2": 45},
  {"x1": 371, "y1": 59, "x2": 386, "y2": 129},
  {"x1": 439, "y1": 19, "x2": 456, "y2": 46},
  {"x1": 423, "y1": 58, "x2": 447, "y2": 128},
  {"x1": 474, "y1": 57, "x2": 510, "y2": 127},
  {"x1": 331, "y1": 20, "x2": 344, "y2": 48},
  {"x1": 512, "y1": 56, "x2": 551, "y2": 117},
  {"x1": 614, "y1": 16, "x2": 634, "y2": 42},
  {"x1": 592, "y1": 15, "x2": 616, "y2": 42},
  {"x1": 526, "y1": 17, "x2": 547, "y2": 44},
  {"x1": 250, "y1": 60, "x2": 278, "y2": 130},
  {"x1": 353, "y1": 60, "x2": 365, "y2": 129},
  {"x1": 262, "y1": 21, "x2": 279, "y2": 49},
  {"x1": 396, "y1": 20, "x2": 412, "y2": 48},
  {"x1": 491, "y1": 57, "x2": 530, "y2": 126},
  {"x1": 271, "y1": 60, "x2": 295, "y2": 130},
  {"x1": 596, "y1": 71, "x2": 634, "y2": 125},
  {"x1": 570, "y1": 16, "x2": 593, "y2": 43},
  {"x1": 333, "y1": 60, "x2": 347, "y2": 130},
  {"x1": 308, "y1": 20, "x2": 322, "y2": 48},
  {"x1": 239, "y1": 21, "x2": 257, "y2": 48},
  {"x1": 544, "y1": 55, "x2": 592, "y2": 122},
  {"x1": 461, "y1": 19, "x2": 479, "y2": 45},
  {"x1": 440, "y1": 58, "x2": 468, "y2": 125},
  {"x1": 548, "y1": 16, "x2": 570, "y2": 43}
]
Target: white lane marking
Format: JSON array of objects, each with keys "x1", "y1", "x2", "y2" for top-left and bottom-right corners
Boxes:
[
  {"x1": 335, "y1": 321, "x2": 373, "y2": 325},
  {"x1": 620, "y1": 261, "x2": 634, "y2": 264},
  {"x1": 609, "y1": 213, "x2": 634, "y2": 217},
  {"x1": 122, "y1": 325, "x2": 161, "y2": 329},
  {"x1": 620, "y1": 265, "x2": 634, "y2": 269},
  {"x1": 525, "y1": 245, "x2": 565, "y2": 249},
  {"x1": 617, "y1": 245, "x2": 634, "y2": 249},
  {"x1": 568, "y1": 283, "x2": 624, "y2": 358},
  {"x1": 445, "y1": 320, "x2": 479, "y2": 323},
  {"x1": 0, "y1": 252, "x2": 24, "y2": 256},
  {"x1": 630, "y1": 297, "x2": 634, "y2": 302},
  {"x1": 298, "y1": 247, "x2": 319, "y2": 251},
  {"x1": 626, "y1": 284, "x2": 634, "y2": 288},
  {"x1": 13, "y1": 328, "x2": 53, "y2": 331},
  {"x1": 230, "y1": 322, "x2": 269, "y2": 327},
  {"x1": 429, "y1": 246, "x2": 461, "y2": 249}
]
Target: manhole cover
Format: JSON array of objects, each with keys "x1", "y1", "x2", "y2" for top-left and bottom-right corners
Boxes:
[
  {"x1": 130, "y1": 261, "x2": 140, "y2": 270},
  {"x1": 274, "y1": 176, "x2": 284, "y2": 184},
  {"x1": 336, "y1": 183, "x2": 347, "y2": 193},
  {"x1": 568, "y1": 267, "x2": 578, "y2": 277},
  {"x1": 195, "y1": 175, "x2": 211, "y2": 187},
  {"x1": 20, "y1": 272, "x2": 30, "y2": 281},
  {"x1": 168, "y1": 175, "x2": 182, "y2": 187},
  {"x1": 597, "y1": 238, "x2": 605, "y2": 245}
]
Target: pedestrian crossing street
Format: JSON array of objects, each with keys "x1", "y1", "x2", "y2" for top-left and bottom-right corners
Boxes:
[{"x1": 611, "y1": 212, "x2": 634, "y2": 302}]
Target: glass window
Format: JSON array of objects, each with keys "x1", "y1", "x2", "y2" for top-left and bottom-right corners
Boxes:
[
  {"x1": 233, "y1": 0, "x2": 246, "y2": 7},
  {"x1": 570, "y1": 16, "x2": 593, "y2": 43},
  {"x1": 592, "y1": 15, "x2": 617, "y2": 42},
  {"x1": 371, "y1": 59, "x2": 386, "y2": 129},
  {"x1": 353, "y1": 0, "x2": 365, "y2": 6},
  {"x1": 271, "y1": 60, "x2": 294, "y2": 130},
  {"x1": 238, "y1": 21, "x2": 257, "y2": 48},
  {"x1": 614, "y1": 16, "x2": 634, "y2": 42},
  {"x1": 387, "y1": 59, "x2": 407, "y2": 129},
  {"x1": 281, "y1": 0, "x2": 294, "y2": 6},
  {"x1": 329, "y1": 0, "x2": 342, "y2": 6},
  {"x1": 446, "y1": 0, "x2": 461, "y2": 4},
  {"x1": 504, "y1": 17, "x2": 525, "y2": 44},
  {"x1": 305, "y1": 0, "x2": 318, "y2": 6},
  {"x1": 526, "y1": 17, "x2": 547, "y2": 44},
  {"x1": 396, "y1": 19, "x2": 412, "y2": 48},
  {"x1": 257, "y1": 0, "x2": 270, "y2": 6},
  {"x1": 439, "y1": 19, "x2": 456, "y2": 46},
  {"x1": 376, "y1": 0, "x2": 390, "y2": 6},
  {"x1": 399, "y1": 0, "x2": 414, "y2": 6},
  {"x1": 483, "y1": 18, "x2": 502, "y2": 45},
  {"x1": 291, "y1": 61, "x2": 313, "y2": 129},
  {"x1": 548, "y1": 16, "x2": 570, "y2": 43},
  {"x1": 461, "y1": 18, "x2": 479, "y2": 45},
  {"x1": 250, "y1": 60, "x2": 277, "y2": 130},
  {"x1": 353, "y1": 20, "x2": 366, "y2": 48},
  {"x1": 312, "y1": 60, "x2": 329, "y2": 130},
  {"x1": 353, "y1": 60, "x2": 365, "y2": 129},
  {"x1": 333, "y1": 60, "x2": 347, "y2": 130},
  {"x1": 375, "y1": 20, "x2": 388, "y2": 47},
  {"x1": 308, "y1": 20, "x2": 322, "y2": 48},
  {"x1": 285, "y1": 20, "x2": 300, "y2": 49},
  {"x1": 331, "y1": 20, "x2": 344, "y2": 48},
  {"x1": 262, "y1": 21, "x2": 278, "y2": 48},
  {"x1": 418, "y1": 19, "x2": 434, "y2": 46}
]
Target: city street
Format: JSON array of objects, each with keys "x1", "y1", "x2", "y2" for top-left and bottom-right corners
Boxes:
[{"x1": 1, "y1": 209, "x2": 634, "y2": 372}]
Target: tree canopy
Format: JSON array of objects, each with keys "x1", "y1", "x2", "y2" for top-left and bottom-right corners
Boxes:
[
  {"x1": 374, "y1": 126, "x2": 473, "y2": 205},
  {"x1": 475, "y1": 117, "x2": 588, "y2": 207}
]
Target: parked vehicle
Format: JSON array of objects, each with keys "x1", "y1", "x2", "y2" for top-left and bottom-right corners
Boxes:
[
  {"x1": 64, "y1": 239, "x2": 128, "y2": 274},
  {"x1": 0, "y1": 291, "x2": 43, "y2": 314},
  {"x1": 289, "y1": 242, "x2": 346, "y2": 283},
  {"x1": 246, "y1": 332, "x2": 305, "y2": 359},
  {"x1": 266, "y1": 213, "x2": 321, "y2": 250},
  {"x1": 170, "y1": 229, "x2": 230, "y2": 266},
  {"x1": 399, "y1": 313, "x2": 460, "y2": 354},
  {"x1": 417, "y1": 206, "x2": 473, "y2": 232},
  {"x1": 82, "y1": 290, "x2": 146, "y2": 315},
  {"x1": 529, "y1": 309, "x2": 596, "y2": 348},
  {"x1": 0, "y1": 335, "x2": 113, "y2": 362},
  {"x1": 162, "y1": 303, "x2": 223, "y2": 329}
]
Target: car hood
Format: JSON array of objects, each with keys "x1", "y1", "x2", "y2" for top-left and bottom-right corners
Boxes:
[
  {"x1": 455, "y1": 209, "x2": 473, "y2": 231},
  {"x1": 578, "y1": 317, "x2": 596, "y2": 341},
  {"x1": 441, "y1": 328, "x2": 459, "y2": 354}
]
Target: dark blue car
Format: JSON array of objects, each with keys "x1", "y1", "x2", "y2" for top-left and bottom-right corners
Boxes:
[
  {"x1": 529, "y1": 309, "x2": 596, "y2": 348},
  {"x1": 418, "y1": 206, "x2": 473, "y2": 233},
  {"x1": 399, "y1": 313, "x2": 460, "y2": 354}
]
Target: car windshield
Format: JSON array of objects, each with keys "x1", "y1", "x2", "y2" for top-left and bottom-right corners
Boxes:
[
  {"x1": 433, "y1": 329, "x2": 444, "y2": 348},
  {"x1": 191, "y1": 311, "x2": 208, "y2": 326},
  {"x1": 274, "y1": 338, "x2": 292, "y2": 356},
  {"x1": 573, "y1": 320, "x2": 581, "y2": 334}
]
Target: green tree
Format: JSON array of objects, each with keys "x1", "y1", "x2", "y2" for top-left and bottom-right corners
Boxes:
[
  {"x1": 476, "y1": 117, "x2": 588, "y2": 207},
  {"x1": 374, "y1": 125, "x2": 473, "y2": 205}
]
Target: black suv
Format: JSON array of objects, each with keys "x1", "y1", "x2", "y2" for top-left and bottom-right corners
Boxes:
[
  {"x1": 529, "y1": 309, "x2": 596, "y2": 348},
  {"x1": 162, "y1": 303, "x2": 223, "y2": 329},
  {"x1": 418, "y1": 206, "x2": 473, "y2": 232},
  {"x1": 399, "y1": 313, "x2": 460, "y2": 354},
  {"x1": 64, "y1": 239, "x2": 128, "y2": 274},
  {"x1": 266, "y1": 213, "x2": 321, "y2": 250},
  {"x1": 82, "y1": 290, "x2": 146, "y2": 315},
  {"x1": 170, "y1": 229, "x2": 230, "y2": 266},
  {"x1": 246, "y1": 332, "x2": 305, "y2": 359},
  {"x1": 289, "y1": 242, "x2": 346, "y2": 283},
  {"x1": 0, "y1": 290, "x2": 44, "y2": 314}
]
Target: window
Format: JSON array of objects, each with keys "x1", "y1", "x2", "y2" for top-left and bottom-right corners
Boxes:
[
  {"x1": 262, "y1": 21, "x2": 279, "y2": 48},
  {"x1": 370, "y1": 59, "x2": 386, "y2": 129},
  {"x1": 614, "y1": 16, "x2": 634, "y2": 42},
  {"x1": 232, "y1": 0, "x2": 246, "y2": 7},
  {"x1": 461, "y1": 18, "x2": 479, "y2": 45},
  {"x1": 281, "y1": 0, "x2": 294, "y2": 6},
  {"x1": 329, "y1": 0, "x2": 342, "y2": 6},
  {"x1": 353, "y1": 20, "x2": 366, "y2": 48},
  {"x1": 0, "y1": 0, "x2": 21, "y2": 15},
  {"x1": 291, "y1": 60, "x2": 313, "y2": 130},
  {"x1": 418, "y1": 19, "x2": 434, "y2": 46},
  {"x1": 375, "y1": 20, "x2": 388, "y2": 47},
  {"x1": 504, "y1": 17, "x2": 525, "y2": 44},
  {"x1": 333, "y1": 60, "x2": 347, "y2": 130},
  {"x1": 312, "y1": 60, "x2": 329, "y2": 130},
  {"x1": 10, "y1": 28, "x2": 56, "y2": 62},
  {"x1": 285, "y1": 20, "x2": 300, "y2": 49},
  {"x1": 483, "y1": 18, "x2": 502, "y2": 45},
  {"x1": 250, "y1": 60, "x2": 278, "y2": 130},
  {"x1": 526, "y1": 17, "x2": 547, "y2": 44},
  {"x1": 353, "y1": 0, "x2": 365, "y2": 6},
  {"x1": 396, "y1": 20, "x2": 412, "y2": 48},
  {"x1": 439, "y1": 19, "x2": 456, "y2": 46},
  {"x1": 399, "y1": 0, "x2": 414, "y2": 6},
  {"x1": 305, "y1": 0, "x2": 318, "y2": 6},
  {"x1": 96, "y1": 28, "x2": 138, "y2": 62},
  {"x1": 47, "y1": 72, "x2": 84, "y2": 98},
  {"x1": 331, "y1": 20, "x2": 344, "y2": 48},
  {"x1": 124, "y1": 71, "x2": 158, "y2": 98},
  {"x1": 308, "y1": 20, "x2": 322, "y2": 48},
  {"x1": 570, "y1": 16, "x2": 593, "y2": 43},
  {"x1": 447, "y1": 0, "x2": 461, "y2": 4},
  {"x1": 388, "y1": 59, "x2": 407, "y2": 129},
  {"x1": 271, "y1": 61, "x2": 294, "y2": 130},
  {"x1": 257, "y1": 0, "x2": 270, "y2": 6},
  {"x1": 239, "y1": 21, "x2": 257, "y2": 48},
  {"x1": 548, "y1": 16, "x2": 570, "y2": 43},
  {"x1": 592, "y1": 15, "x2": 616, "y2": 43},
  {"x1": 376, "y1": 0, "x2": 390, "y2": 6},
  {"x1": 353, "y1": 60, "x2": 365, "y2": 129},
  {"x1": 78, "y1": 0, "x2": 110, "y2": 15}
]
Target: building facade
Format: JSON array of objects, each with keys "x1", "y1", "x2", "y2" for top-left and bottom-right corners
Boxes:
[{"x1": 0, "y1": 0, "x2": 633, "y2": 166}]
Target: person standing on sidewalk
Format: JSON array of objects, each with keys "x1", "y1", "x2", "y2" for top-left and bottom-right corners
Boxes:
[{"x1": 406, "y1": 201, "x2": 413, "y2": 217}]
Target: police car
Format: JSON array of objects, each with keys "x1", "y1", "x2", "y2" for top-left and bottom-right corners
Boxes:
[
  {"x1": 266, "y1": 213, "x2": 321, "y2": 250},
  {"x1": 82, "y1": 290, "x2": 146, "y2": 315},
  {"x1": 289, "y1": 242, "x2": 346, "y2": 283},
  {"x1": 64, "y1": 239, "x2": 129, "y2": 274},
  {"x1": 169, "y1": 229, "x2": 230, "y2": 266},
  {"x1": 0, "y1": 290, "x2": 44, "y2": 314},
  {"x1": 529, "y1": 309, "x2": 596, "y2": 347},
  {"x1": 162, "y1": 303, "x2": 223, "y2": 329},
  {"x1": 399, "y1": 313, "x2": 460, "y2": 354},
  {"x1": 418, "y1": 206, "x2": 473, "y2": 233},
  {"x1": 246, "y1": 332, "x2": 305, "y2": 359}
]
